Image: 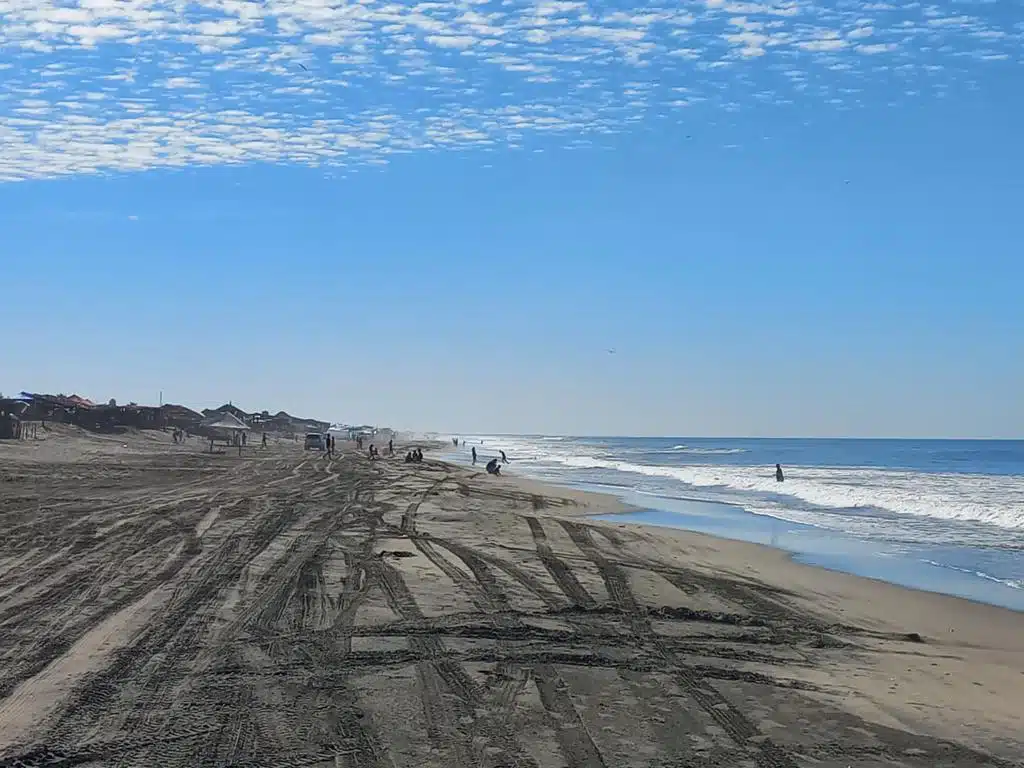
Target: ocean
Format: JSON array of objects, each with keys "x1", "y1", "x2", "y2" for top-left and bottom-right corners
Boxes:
[{"x1": 442, "y1": 436, "x2": 1024, "y2": 611}]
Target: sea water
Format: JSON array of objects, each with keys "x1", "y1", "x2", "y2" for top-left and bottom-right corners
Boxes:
[{"x1": 442, "y1": 436, "x2": 1024, "y2": 610}]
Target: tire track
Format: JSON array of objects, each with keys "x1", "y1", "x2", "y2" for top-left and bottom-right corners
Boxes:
[
  {"x1": 556, "y1": 520, "x2": 799, "y2": 768},
  {"x1": 408, "y1": 533, "x2": 606, "y2": 768},
  {"x1": 400, "y1": 474, "x2": 451, "y2": 534},
  {"x1": 557, "y1": 521, "x2": 638, "y2": 614},
  {"x1": 44, "y1": 494, "x2": 305, "y2": 747},
  {"x1": 371, "y1": 555, "x2": 542, "y2": 768},
  {"x1": 533, "y1": 665, "x2": 607, "y2": 768},
  {"x1": 524, "y1": 517, "x2": 597, "y2": 610}
]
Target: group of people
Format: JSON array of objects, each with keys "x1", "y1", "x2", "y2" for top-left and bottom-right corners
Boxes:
[
  {"x1": 366, "y1": 439, "x2": 397, "y2": 461},
  {"x1": 471, "y1": 446, "x2": 508, "y2": 467},
  {"x1": 172, "y1": 428, "x2": 188, "y2": 444},
  {"x1": 405, "y1": 448, "x2": 424, "y2": 463}
]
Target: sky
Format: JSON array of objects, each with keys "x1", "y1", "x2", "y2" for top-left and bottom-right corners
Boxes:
[{"x1": 1, "y1": 0, "x2": 1022, "y2": 438}]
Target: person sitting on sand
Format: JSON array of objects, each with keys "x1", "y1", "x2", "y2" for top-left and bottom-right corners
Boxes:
[
  {"x1": 405, "y1": 451, "x2": 414, "y2": 463},
  {"x1": 776, "y1": 464, "x2": 785, "y2": 482},
  {"x1": 485, "y1": 458, "x2": 501, "y2": 475}
]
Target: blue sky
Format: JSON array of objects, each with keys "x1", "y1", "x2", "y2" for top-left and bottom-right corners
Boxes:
[{"x1": 1, "y1": 0, "x2": 1021, "y2": 438}]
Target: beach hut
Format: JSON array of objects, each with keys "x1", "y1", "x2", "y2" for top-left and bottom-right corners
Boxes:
[{"x1": 200, "y1": 412, "x2": 251, "y2": 452}]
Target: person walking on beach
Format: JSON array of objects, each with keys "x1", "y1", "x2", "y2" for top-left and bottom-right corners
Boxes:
[
  {"x1": 471, "y1": 446, "x2": 477, "y2": 465},
  {"x1": 262, "y1": 432, "x2": 268, "y2": 449},
  {"x1": 775, "y1": 464, "x2": 785, "y2": 482},
  {"x1": 388, "y1": 438, "x2": 394, "y2": 456},
  {"x1": 500, "y1": 450, "x2": 507, "y2": 464}
]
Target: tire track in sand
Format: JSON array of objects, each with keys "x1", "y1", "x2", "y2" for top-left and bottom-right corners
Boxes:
[
  {"x1": 524, "y1": 517, "x2": 597, "y2": 610},
  {"x1": 555, "y1": 520, "x2": 799, "y2": 768},
  {"x1": 407, "y1": 533, "x2": 605, "y2": 768}
]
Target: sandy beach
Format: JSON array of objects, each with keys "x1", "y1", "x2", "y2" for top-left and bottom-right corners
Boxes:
[{"x1": 0, "y1": 428, "x2": 1021, "y2": 767}]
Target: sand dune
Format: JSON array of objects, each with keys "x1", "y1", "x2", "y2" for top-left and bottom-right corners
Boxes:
[{"x1": 0, "y1": 431, "x2": 1021, "y2": 767}]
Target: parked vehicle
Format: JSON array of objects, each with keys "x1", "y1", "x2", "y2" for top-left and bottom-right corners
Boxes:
[{"x1": 304, "y1": 433, "x2": 325, "y2": 451}]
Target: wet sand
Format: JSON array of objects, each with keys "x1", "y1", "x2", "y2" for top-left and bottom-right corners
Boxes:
[{"x1": 0, "y1": 428, "x2": 1021, "y2": 767}]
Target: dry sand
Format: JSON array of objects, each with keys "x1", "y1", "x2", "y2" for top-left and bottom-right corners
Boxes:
[{"x1": 0, "y1": 429, "x2": 1021, "y2": 767}]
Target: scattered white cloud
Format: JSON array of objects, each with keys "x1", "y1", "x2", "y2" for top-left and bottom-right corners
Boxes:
[{"x1": 0, "y1": 0, "x2": 1018, "y2": 181}]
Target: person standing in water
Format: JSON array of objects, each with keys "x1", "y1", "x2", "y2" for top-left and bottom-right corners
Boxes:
[
  {"x1": 471, "y1": 446, "x2": 477, "y2": 465},
  {"x1": 775, "y1": 464, "x2": 784, "y2": 482},
  {"x1": 500, "y1": 450, "x2": 507, "y2": 464}
]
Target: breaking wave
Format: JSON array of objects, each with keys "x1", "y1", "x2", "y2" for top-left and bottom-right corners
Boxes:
[
  {"x1": 667, "y1": 445, "x2": 747, "y2": 455},
  {"x1": 536, "y1": 454, "x2": 1024, "y2": 531}
]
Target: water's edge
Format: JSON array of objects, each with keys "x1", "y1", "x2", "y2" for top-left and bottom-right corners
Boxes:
[{"x1": 441, "y1": 451, "x2": 1024, "y2": 612}]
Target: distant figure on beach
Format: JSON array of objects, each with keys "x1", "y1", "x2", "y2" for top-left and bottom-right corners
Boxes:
[
  {"x1": 471, "y1": 446, "x2": 477, "y2": 464},
  {"x1": 500, "y1": 450, "x2": 507, "y2": 464},
  {"x1": 776, "y1": 464, "x2": 784, "y2": 482},
  {"x1": 262, "y1": 432, "x2": 268, "y2": 449},
  {"x1": 405, "y1": 451, "x2": 414, "y2": 463},
  {"x1": 485, "y1": 458, "x2": 501, "y2": 476},
  {"x1": 388, "y1": 439, "x2": 394, "y2": 456}
]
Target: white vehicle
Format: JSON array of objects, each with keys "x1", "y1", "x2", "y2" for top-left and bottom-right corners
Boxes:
[{"x1": 304, "y1": 433, "x2": 325, "y2": 451}]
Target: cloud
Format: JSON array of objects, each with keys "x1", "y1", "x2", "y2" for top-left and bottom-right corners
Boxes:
[{"x1": 0, "y1": 0, "x2": 1019, "y2": 181}]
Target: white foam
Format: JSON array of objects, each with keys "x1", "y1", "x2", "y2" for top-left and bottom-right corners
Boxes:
[
  {"x1": 921, "y1": 560, "x2": 1024, "y2": 591},
  {"x1": 535, "y1": 455, "x2": 1024, "y2": 531},
  {"x1": 667, "y1": 445, "x2": 748, "y2": 455}
]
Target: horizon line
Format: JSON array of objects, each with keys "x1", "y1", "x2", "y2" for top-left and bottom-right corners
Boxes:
[{"x1": 424, "y1": 433, "x2": 1024, "y2": 442}]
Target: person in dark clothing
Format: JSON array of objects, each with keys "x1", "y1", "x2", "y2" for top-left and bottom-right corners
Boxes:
[
  {"x1": 775, "y1": 464, "x2": 784, "y2": 482},
  {"x1": 388, "y1": 439, "x2": 394, "y2": 456},
  {"x1": 485, "y1": 458, "x2": 501, "y2": 475},
  {"x1": 471, "y1": 446, "x2": 477, "y2": 464},
  {"x1": 262, "y1": 432, "x2": 268, "y2": 449},
  {"x1": 500, "y1": 450, "x2": 507, "y2": 464}
]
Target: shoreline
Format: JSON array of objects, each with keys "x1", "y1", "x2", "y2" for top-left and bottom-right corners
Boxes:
[
  {"x1": 423, "y1": 456, "x2": 1024, "y2": 760},
  {"x1": 435, "y1": 451, "x2": 1024, "y2": 612},
  {"x1": 0, "y1": 432, "x2": 1021, "y2": 765}
]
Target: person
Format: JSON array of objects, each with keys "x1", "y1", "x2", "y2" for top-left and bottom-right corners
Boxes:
[
  {"x1": 471, "y1": 446, "x2": 477, "y2": 464},
  {"x1": 388, "y1": 438, "x2": 394, "y2": 456},
  {"x1": 485, "y1": 458, "x2": 501, "y2": 475},
  {"x1": 500, "y1": 450, "x2": 507, "y2": 464},
  {"x1": 405, "y1": 451, "x2": 414, "y2": 463},
  {"x1": 262, "y1": 432, "x2": 268, "y2": 449},
  {"x1": 775, "y1": 464, "x2": 784, "y2": 483}
]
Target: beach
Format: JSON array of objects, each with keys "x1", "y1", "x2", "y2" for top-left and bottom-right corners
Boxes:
[
  {"x1": 443, "y1": 436, "x2": 1024, "y2": 610},
  {"x1": 0, "y1": 429, "x2": 1021, "y2": 767}
]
